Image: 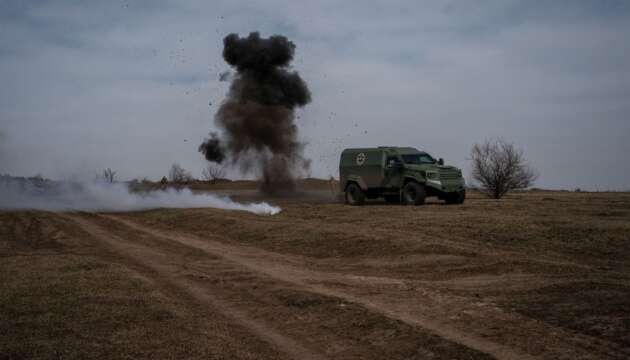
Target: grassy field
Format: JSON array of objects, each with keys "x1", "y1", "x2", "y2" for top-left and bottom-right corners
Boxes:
[{"x1": 1, "y1": 187, "x2": 629, "y2": 359}]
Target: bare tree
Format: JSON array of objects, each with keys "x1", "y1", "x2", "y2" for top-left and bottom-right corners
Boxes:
[
  {"x1": 168, "y1": 163, "x2": 193, "y2": 183},
  {"x1": 470, "y1": 139, "x2": 538, "y2": 199},
  {"x1": 102, "y1": 168, "x2": 116, "y2": 183},
  {"x1": 201, "y1": 163, "x2": 226, "y2": 183}
]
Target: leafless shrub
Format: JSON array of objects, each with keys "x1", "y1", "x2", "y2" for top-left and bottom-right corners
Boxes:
[
  {"x1": 102, "y1": 168, "x2": 116, "y2": 183},
  {"x1": 201, "y1": 163, "x2": 226, "y2": 183},
  {"x1": 168, "y1": 163, "x2": 193, "y2": 183},
  {"x1": 470, "y1": 139, "x2": 538, "y2": 199}
]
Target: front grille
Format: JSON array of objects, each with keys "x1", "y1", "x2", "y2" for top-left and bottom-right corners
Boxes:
[{"x1": 439, "y1": 170, "x2": 460, "y2": 180}]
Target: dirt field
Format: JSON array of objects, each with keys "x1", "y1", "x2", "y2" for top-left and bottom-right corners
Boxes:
[{"x1": 2, "y1": 187, "x2": 630, "y2": 359}]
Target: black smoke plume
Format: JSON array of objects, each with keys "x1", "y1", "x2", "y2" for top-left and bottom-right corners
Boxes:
[
  {"x1": 199, "y1": 32, "x2": 311, "y2": 193},
  {"x1": 198, "y1": 132, "x2": 225, "y2": 163}
]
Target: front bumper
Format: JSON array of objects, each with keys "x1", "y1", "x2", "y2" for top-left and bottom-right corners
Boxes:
[{"x1": 425, "y1": 178, "x2": 465, "y2": 193}]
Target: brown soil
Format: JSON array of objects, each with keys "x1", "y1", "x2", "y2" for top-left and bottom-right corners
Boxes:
[{"x1": 2, "y1": 188, "x2": 629, "y2": 359}]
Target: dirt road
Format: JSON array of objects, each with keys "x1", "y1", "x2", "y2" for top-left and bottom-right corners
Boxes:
[{"x1": 2, "y1": 191, "x2": 630, "y2": 359}]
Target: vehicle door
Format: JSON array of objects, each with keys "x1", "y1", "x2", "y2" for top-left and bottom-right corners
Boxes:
[{"x1": 384, "y1": 154, "x2": 403, "y2": 189}]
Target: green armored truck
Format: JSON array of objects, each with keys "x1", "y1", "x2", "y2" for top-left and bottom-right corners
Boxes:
[{"x1": 339, "y1": 147, "x2": 466, "y2": 206}]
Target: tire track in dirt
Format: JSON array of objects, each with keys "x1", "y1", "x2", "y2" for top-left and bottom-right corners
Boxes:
[
  {"x1": 60, "y1": 213, "x2": 325, "y2": 360},
  {"x1": 65, "y1": 212, "x2": 630, "y2": 359},
  {"x1": 61, "y1": 213, "x2": 494, "y2": 359},
  {"x1": 105, "y1": 213, "x2": 630, "y2": 360},
  {"x1": 102, "y1": 214, "x2": 538, "y2": 360}
]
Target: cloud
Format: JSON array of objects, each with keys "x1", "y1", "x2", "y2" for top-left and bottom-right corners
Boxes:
[{"x1": 1, "y1": 0, "x2": 629, "y2": 189}]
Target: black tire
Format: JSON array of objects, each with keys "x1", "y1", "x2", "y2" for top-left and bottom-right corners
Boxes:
[
  {"x1": 345, "y1": 183, "x2": 366, "y2": 206},
  {"x1": 402, "y1": 182, "x2": 426, "y2": 206},
  {"x1": 445, "y1": 190, "x2": 466, "y2": 205},
  {"x1": 384, "y1": 195, "x2": 400, "y2": 204}
]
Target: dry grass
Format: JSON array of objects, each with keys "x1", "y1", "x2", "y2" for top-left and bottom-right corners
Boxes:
[
  {"x1": 1, "y1": 188, "x2": 629, "y2": 358},
  {"x1": 0, "y1": 212, "x2": 288, "y2": 360},
  {"x1": 119, "y1": 190, "x2": 630, "y2": 350}
]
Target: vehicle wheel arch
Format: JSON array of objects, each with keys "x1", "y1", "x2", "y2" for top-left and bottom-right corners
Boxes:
[
  {"x1": 403, "y1": 176, "x2": 424, "y2": 186},
  {"x1": 345, "y1": 176, "x2": 368, "y2": 191},
  {"x1": 344, "y1": 180, "x2": 360, "y2": 190},
  {"x1": 344, "y1": 182, "x2": 366, "y2": 206}
]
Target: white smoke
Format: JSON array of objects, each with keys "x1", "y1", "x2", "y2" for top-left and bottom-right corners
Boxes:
[{"x1": 0, "y1": 178, "x2": 280, "y2": 215}]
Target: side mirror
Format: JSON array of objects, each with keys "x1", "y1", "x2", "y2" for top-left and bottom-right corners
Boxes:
[{"x1": 438, "y1": 158, "x2": 444, "y2": 165}]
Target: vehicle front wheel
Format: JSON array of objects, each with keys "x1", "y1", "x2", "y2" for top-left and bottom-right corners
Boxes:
[
  {"x1": 402, "y1": 182, "x2": 426, "y2": 206},
  {"x1": 445, "y1": 190, "x2": 466, "y2": 205},
  {"x1": 345, "y1": 183, "x2": 366, "y2": 206}
]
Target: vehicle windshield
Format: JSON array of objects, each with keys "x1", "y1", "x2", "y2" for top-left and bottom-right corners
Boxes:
[{"x1": 401, "y1": 153, "x2": 436, "y2": 165}]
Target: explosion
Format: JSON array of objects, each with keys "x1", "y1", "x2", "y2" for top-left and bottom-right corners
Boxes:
[{"x1": 199, "y1": 32, "x2": 311, "y2": 193}]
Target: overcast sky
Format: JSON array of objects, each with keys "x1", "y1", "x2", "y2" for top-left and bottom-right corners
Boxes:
[{"x1": 1, "y1": 0, "x2": 629, "y2": 190}]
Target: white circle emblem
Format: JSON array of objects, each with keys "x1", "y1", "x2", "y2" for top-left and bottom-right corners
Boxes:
[{"x1": 356, "y1": 152, "x2": 366, "y2": 165}]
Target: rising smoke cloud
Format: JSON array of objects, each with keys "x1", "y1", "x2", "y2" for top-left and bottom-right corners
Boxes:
[
  {"x1": 0, "y1": 178, "x2": 280, "y2": 215},
  {"x1": 199, "y1": 32, "x2": 311, "y2": 193}
]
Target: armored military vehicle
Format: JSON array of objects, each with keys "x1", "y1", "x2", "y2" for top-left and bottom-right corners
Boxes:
[{"x1": 339, "y1": 147, "x2": 465, "y2": 205}]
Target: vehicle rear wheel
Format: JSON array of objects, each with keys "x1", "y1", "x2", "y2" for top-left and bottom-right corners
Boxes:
[
  {"x1": 402, "y1": 182, "x2": 426, "y2": 206},
  {"x1": 384, "y1": 195, "x2": 400, "y2": 204},
  {"x1": 445, "y1": 190, "x2": 466, "y2": 205},
  {"x1": 345, "y1": 183, "x2": 365, "y2": 206}
]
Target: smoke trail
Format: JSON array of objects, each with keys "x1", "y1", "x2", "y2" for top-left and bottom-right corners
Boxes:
[
  {"x1": 199, "y1": 32, "x2": 311, "y2": 193},
  {"x1": 0, "y1": 178, "x2": 280, "y2": 215}
]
